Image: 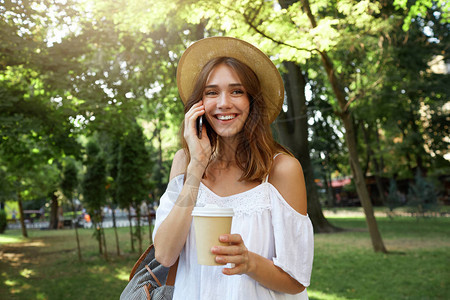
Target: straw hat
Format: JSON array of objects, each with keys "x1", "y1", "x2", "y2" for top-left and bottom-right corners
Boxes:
[{"x1": 176, "y1": 36, "x2": 284, "y2": 124}]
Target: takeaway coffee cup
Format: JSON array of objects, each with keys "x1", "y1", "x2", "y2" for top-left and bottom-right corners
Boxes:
[{"x1": 191, "y1": 204, "x2": 234, "y2": 266}]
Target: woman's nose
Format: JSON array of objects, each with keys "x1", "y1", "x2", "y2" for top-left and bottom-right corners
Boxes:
[{"x1": 217, "y1": 92, "x2": 232, "y2": 109}]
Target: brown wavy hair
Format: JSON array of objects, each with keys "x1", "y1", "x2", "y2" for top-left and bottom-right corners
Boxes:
[{"x1": 180, "y1": 57, "x2": 291, "y2": 182}]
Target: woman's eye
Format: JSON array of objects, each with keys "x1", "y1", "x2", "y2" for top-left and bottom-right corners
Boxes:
[
  {"x1": 232, "y1": 89, "x2": 245, "y2": 95},
  {"x1": 205, "y1": 90, "x2": 217, "y2": 96}
]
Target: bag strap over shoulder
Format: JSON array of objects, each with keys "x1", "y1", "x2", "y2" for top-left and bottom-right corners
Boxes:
[
  {"x1": 129, "y1": 244, "x2": 155, "y2": 281},
  {"x1": 166, "y1": 258, "x2": 179, "y2": 286},
  {"x1": 129, "y1": 244, "x2": 180, "y2": 285}
]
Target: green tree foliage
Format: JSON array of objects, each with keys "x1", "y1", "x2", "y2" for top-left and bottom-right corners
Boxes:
[
  {"x1": 116, "y1": 123, "x2": 150, "y2": 253},
  {"x1": 0, "y1": 167, "x2": 14, "y2": 202},
  {"x1": 81, "y1": 141, "x2": 107, "y2": 258},
  {"x1": 1, "y1": 1, "x2": 83, "y2": 236},
  {"x1": 61, "y1": 159, "x2": 78, "y2": 204},
  {"x1": 61, "y1": 158, "x2": 82, "y2": 261},
  {"x1": 0, "y1": 209, "x2": 7, "y2": 234},
  {"x1": 340, "y1": 1, "x2": 449, "y2": 189},
  {"x1": 106, "y1": 136, "x2": 122, "y2": 256},
  {"x1": 394, "y1": 0, "x2": 450, "y2": 31},
  {"x1": 377, "y1": 4, "x2": 449, "y2": 178},
  {"x1": 0, "y1": 126, "x2": 62, "y2": 237}
]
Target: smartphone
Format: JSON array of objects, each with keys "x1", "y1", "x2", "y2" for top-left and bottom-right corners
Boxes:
[{"x1": 196, "y1": 116, "x2": 203, "y2": 139}]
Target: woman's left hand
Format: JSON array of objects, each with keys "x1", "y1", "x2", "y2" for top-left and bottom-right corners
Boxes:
[{"x1": 211, "y1": 234, "x2": 253, "y2": 275}]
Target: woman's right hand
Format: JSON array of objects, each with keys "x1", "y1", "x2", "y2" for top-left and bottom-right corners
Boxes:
[{"x1": 184, "y1": 101, "x2": 212, "y2": 168}]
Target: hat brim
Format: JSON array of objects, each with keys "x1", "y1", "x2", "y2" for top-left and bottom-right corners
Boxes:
[{"x1": 176, "y1": 37, "x2": 284, "y2": 124}]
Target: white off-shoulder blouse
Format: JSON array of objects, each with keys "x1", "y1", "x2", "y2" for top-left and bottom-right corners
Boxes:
[{"x1": 153, "y1": 174, "x2": 314, "y2": 300}]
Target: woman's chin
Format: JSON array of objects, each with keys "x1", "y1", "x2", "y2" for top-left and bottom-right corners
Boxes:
[{"x1": 215, "y1": 129, "x2": 241, "y2": 139}]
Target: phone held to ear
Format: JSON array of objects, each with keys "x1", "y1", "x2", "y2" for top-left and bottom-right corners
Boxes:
[{"x1": 196, "y1": 116, "x2": 203, "y2": 139}]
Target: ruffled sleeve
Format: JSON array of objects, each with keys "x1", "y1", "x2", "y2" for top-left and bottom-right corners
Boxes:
[
  {"x1": 152, "y1": 174, "x2": 184, "y2": 242},
  {"x1": 269, "y1": 184, "x2": 314, "y2": 287}
]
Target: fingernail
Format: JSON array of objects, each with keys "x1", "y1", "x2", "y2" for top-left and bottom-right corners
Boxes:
[
  {"x1": 219, "y1": 235, "x2": 227, "y2": 242},
  {"x1": 211, "y1": 246, "x2": 218, "y2": 253}
]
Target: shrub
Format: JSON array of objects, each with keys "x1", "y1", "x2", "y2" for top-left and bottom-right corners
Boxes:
[
  {"x1": 0, "y1": 210, "x2": 7, "y2": 234},
  {"x1": 408, "y1": 170, "x2": 439, "y2": 217},
  {"x1": 386, "y1": 179, "x2": 402, "y2": 218}
]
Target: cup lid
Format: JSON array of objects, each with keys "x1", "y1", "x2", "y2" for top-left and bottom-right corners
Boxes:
[{"x1": 191, "y1": 204, "x2": 234, "y2": 217}]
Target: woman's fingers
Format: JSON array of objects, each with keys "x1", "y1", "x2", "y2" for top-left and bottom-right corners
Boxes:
[
  {"x1": 211, "y1": 234, "x2": 245, "y2": 256},
  {"x1": 219, "y1": 234, "x2": 242, "y2": 244},
  {"x1": 222, "y1": 264, "x2": 245, "y2": 275},
  {"x1": 211, "y1": 245, "x2": 243, "y2": 256},
  {"x1": 183, "y1": 101, "x2": 211, "y2": 166},
  {"x1": 215, "y1": 253, "x2": 247, "y2": 265},
  {"x1": 211, "y1": 233, "x2": 250, "y2": 275},
  {"x1": 184, "y1": 101, "x2": 204, "y2": 134}
]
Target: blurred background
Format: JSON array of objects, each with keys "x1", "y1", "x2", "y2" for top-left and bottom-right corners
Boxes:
[{"x1": 0, "y1": 0, "x2": 449, "y2": 299}]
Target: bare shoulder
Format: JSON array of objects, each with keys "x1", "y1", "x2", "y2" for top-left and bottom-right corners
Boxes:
[
  {"x1": 268, "y1": 154, "x2": 307, "y2": 215},
  {"x1": 169, "y1": 149, "x2": 188, "y2": 181}
]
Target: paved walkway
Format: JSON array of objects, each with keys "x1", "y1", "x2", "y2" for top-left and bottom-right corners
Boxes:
[
  {"x1": 323, "y1": 208, "x2": 449, "y2": 218},
  {"x1": 6, "y1": 216, "x2": 154, "y2": 230}
]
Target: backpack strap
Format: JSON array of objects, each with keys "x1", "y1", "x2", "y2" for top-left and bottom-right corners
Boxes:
[
  {"x1": 144, "y1": 284, "x2": 151, "y2": 299},
  {"x1": 166, "y1": 258, "x2": 179, "y2": 286},
  {"x1": 129, "y1": 244, "x2": 155, "y2": 281},
  {"x1": 145, "y1": 265, "x2": 162, "y2": 287}
]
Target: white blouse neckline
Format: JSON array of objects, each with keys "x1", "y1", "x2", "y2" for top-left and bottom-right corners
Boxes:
[
  {"x1": 172, "y1": 174, "x2": 308, "y2": 218},
  {"x1": 199, "y1": 180, "x2": 268, "y2": 199}
]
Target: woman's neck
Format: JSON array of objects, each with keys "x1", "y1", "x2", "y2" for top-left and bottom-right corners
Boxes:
[{"x1": 214, "y1": 137, "x2": 238, "y2": 163}]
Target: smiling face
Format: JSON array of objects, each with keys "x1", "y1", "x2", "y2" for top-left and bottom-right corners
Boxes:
[{"x1": 202, "y1": 63, "x2": 250, "y2": 139}]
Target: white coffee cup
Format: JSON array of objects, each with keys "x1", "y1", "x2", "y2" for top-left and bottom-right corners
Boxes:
[{"x1": 191, "y1": 205, "x2": 234, "y2": 266}]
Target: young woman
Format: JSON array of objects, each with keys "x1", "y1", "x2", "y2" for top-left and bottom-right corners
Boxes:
[{"x1": 153, "y1": 37, "x2": 314, "y2": 299}]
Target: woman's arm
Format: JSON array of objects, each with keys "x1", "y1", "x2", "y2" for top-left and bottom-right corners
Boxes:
[
  {"x1": 213, "y1": 234, "x2": 305, "y2": 294},
  {"x1": 211, "y1": 154, "x2": 308, "y2": 294},
  {"x1": 247, "y1": 251, "x2": 305, "y2": 294},
  {"x1": 153, "y1": 150, "x2": 201, "y2": 267},
  {"x1": 154, "y1": 101, "x2": 211, "y2": 267}
]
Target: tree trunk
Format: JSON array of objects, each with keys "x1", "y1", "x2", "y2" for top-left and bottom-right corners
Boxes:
[
  {"x1": 128, "y1": 209, "x2": 135, "y2": 252},
  {"x1": 372, "y1": 156, "x2": 387, "y2": 205},
  {"x1": 374, "y1": 123, "x2": 387, "y2": 204},
  {"x1": 301, "y1": 0, "x2": 387, "y2": 252},
  {"x1": 71, "y1": 198, "x2": 82, "y2": 261},
  {"x1": 112, "y1": 207, "x2": 121, "y2": 256},
  {"x1": 323, "y1": 166, "x2": 336, "y2": 207},
  {"x1": 360, "y1": 122, "x2": 386, "y2": 205},
  {"x1": 95, "y1": 220, "x2": 103, "y2": 255},
  {"x1": 277, "y1": 61, "x2": 338, "y2": 233},
  {"x1": 135, "y1": 204, "x2": 142, "y2": 254},
  {"x1": 342, "y1": 114, "x2": 387, "y2": 252},
  {"x1": 17, "y1": 190, "x2": 28, "y2": 238},
  {"x1": 49, "y1": 191, "x2": 59, "y2": 230},
  {"x1": 101, "y1": 222, "x2": 108, "y2": 260},
  {"x1": 375, "y1": 122, "x2": 385, "y2": 171}
]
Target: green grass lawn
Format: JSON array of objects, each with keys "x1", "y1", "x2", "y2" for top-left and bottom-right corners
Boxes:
[
  {"x1": 1, "y1": 216, "x2": 449, "y2": 300},
  {"x1": 309, "y1": 217, "x2": 450, "y2": 300},
  {"x1": 0, "y1": 226, "x2": 143, "y2": 300}
]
